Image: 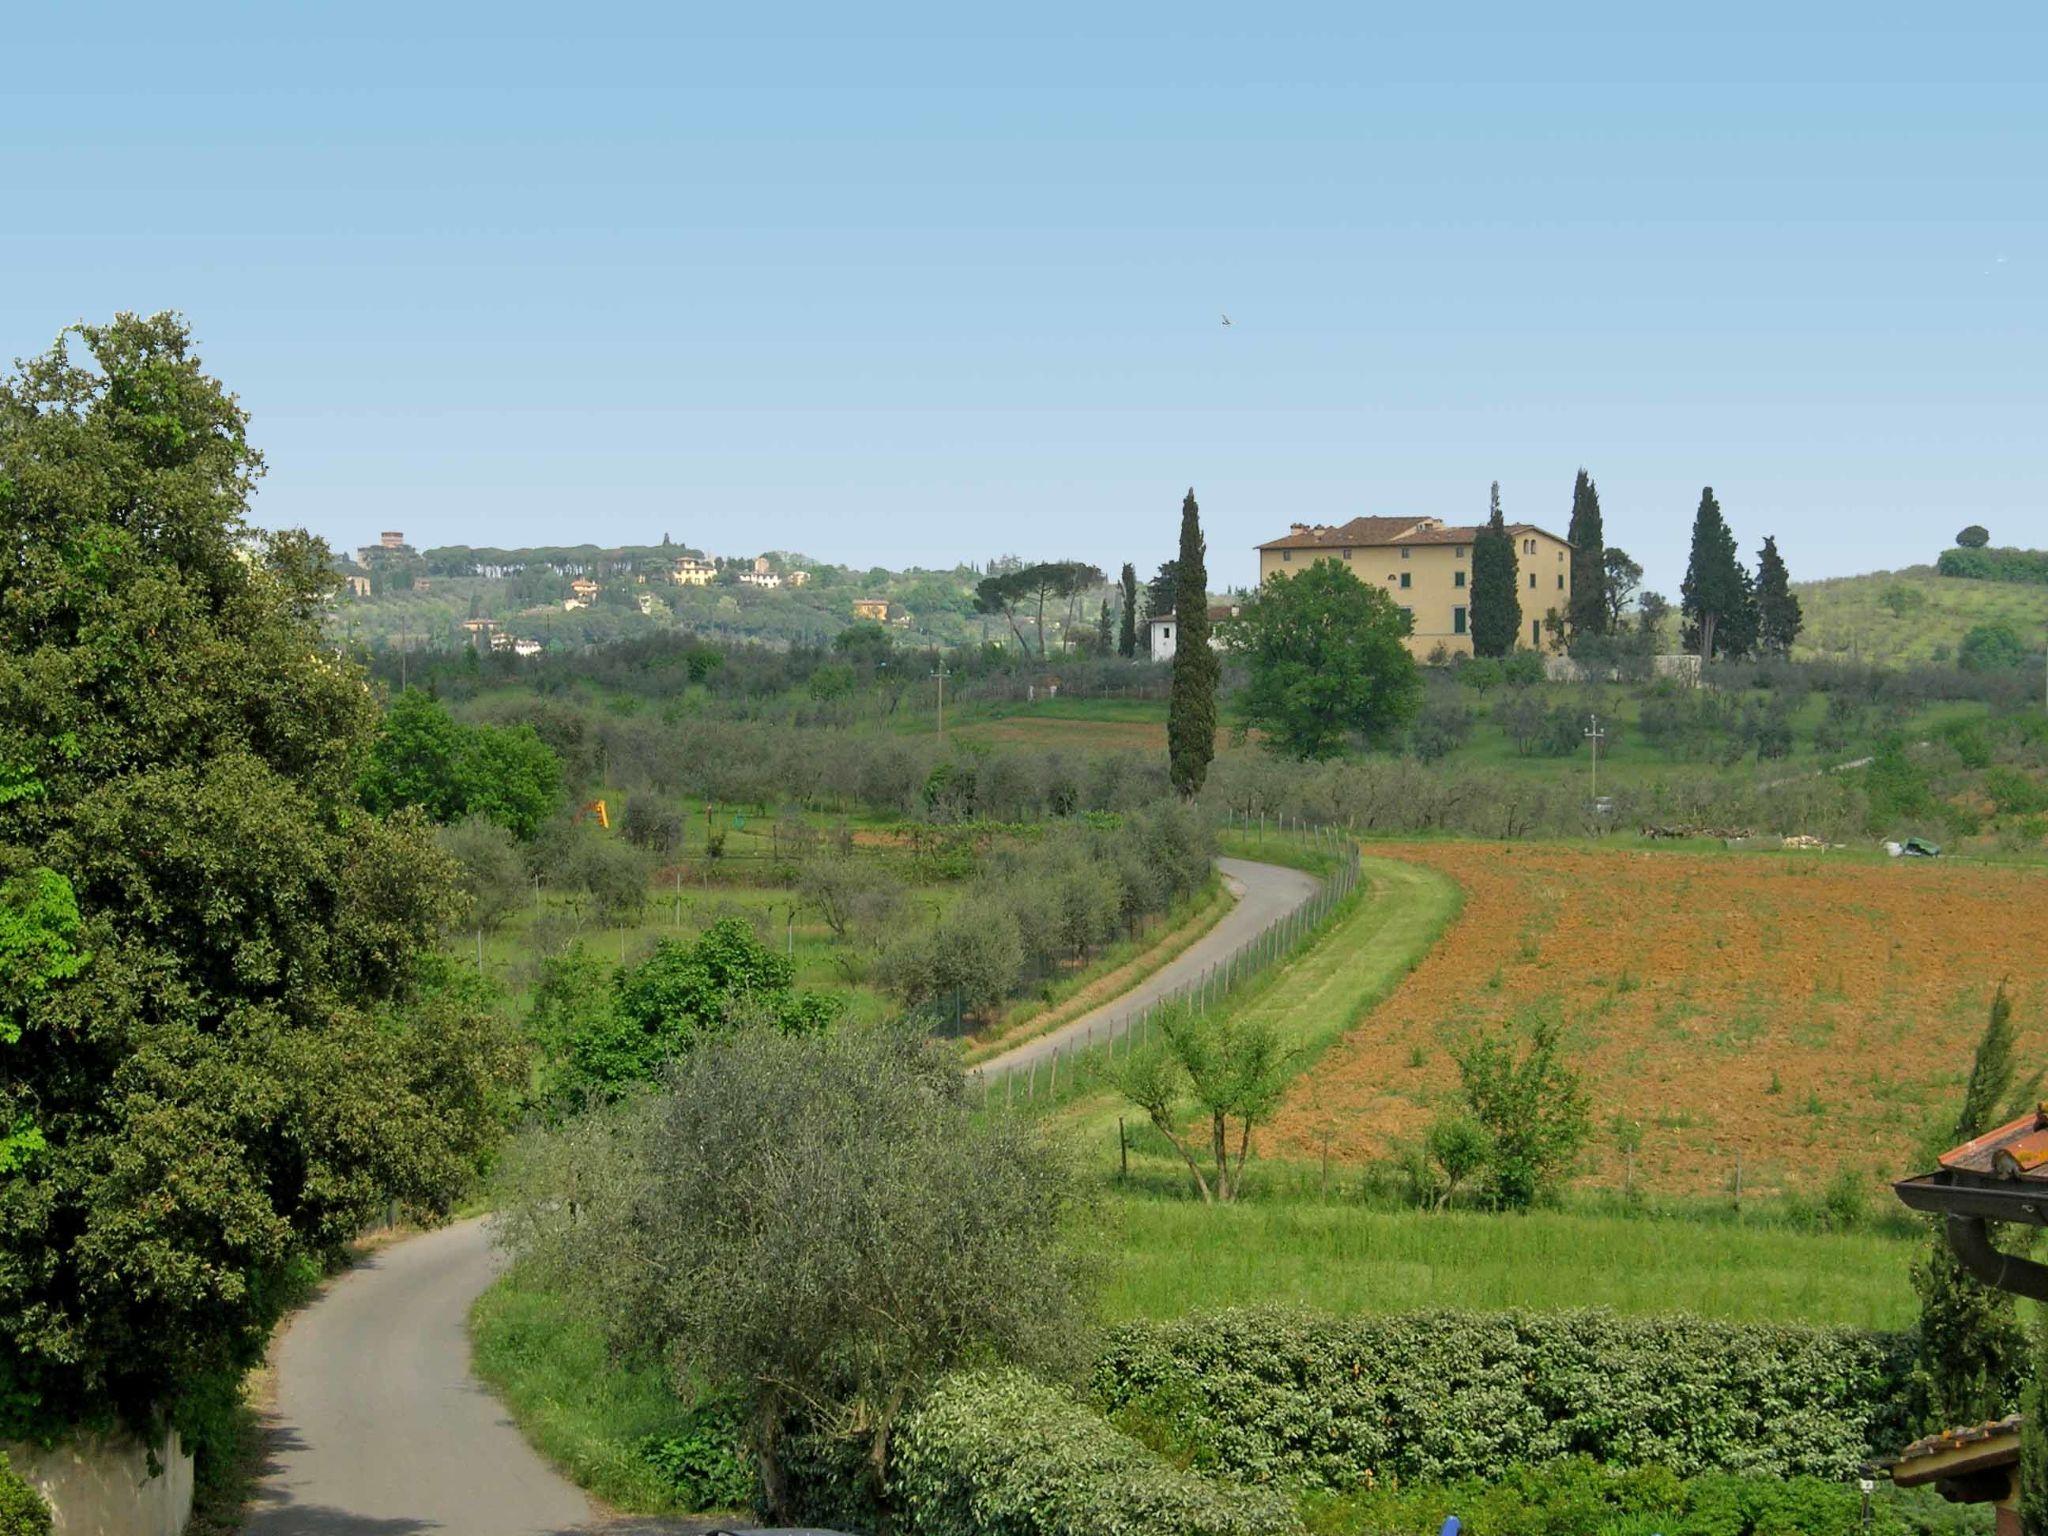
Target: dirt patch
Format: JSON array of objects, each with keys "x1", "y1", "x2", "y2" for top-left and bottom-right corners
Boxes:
[{"x1": 1270, "y1": 842, "x2": 2048, "y2": 1197}]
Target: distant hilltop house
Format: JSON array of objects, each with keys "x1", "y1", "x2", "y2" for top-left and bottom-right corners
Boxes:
[
  {"x1": 460, "y1": 617, "x2": 499, "y2": 634},
  {"x1": 355, "y1": 530, "x2": 413, "y2": 565},
  {"x1": 787, "y1": 569, "x2": 810, "y2": 587},
  {"x1": 738, "y1": 569, "x2": 782, "y2": 589},
  {"x1": 671, "y1": 555, "x2": 716, "y2": 587},
  {"x1": 513, "y1": 638, "x2": 543, "y2": 658},
  {"x1": 851, "y1": 598, "x2": 890, "y2": 622},
  {"x1": 569, "y1": 577, "x2": 601, "y2": 600},
  {"x1": 341, "y1": 573, "x2": 372, "y2": 599},
  {"x1": 1147, "y1": 603, "x2": 1241, "y2": 663},
  {"x1": 1257, "y1": 515, "x2": 1571, "y2": 658}
]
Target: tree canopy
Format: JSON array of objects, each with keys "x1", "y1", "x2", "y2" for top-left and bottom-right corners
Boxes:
[
  {"x1": 1117, "y1": 563, "x2": 1139, "y2": 657},
  {"x1": 358, "y1": 687, "x2": 563, "y2": 838},
  {"x1": 1469, "y1": 481, "x2": 1521, "y2": 658},
  {"x1": 1228, "y1": 559, "x2": 1422, "y2": 758},
  {"x1": 1679, "y1": 487, "x2": 1754, "y2": 661},
  {"x1": 1957, "y1": 525, "x2": 1991, "y2": 549},
  {"x1": 972, "y1": 561, "x2": 1103, "y2": 658},
  {"x1": 1166, "y1": 491, "x2": 1218, "y2": 795},
  {"x1": 1753, "y1": 536, "x2": 1803, "y2": 658},
  {"x1": 0, "y1": 314, "x2": 523, "y2": 1441},
  {"x1": 1565, "y1": 468, "x2": 1607, "y2": 639}
]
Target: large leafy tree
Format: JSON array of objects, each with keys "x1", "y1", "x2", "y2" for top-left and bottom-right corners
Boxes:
[
  {"x1": 971, "y1": 560, "x2": 1101, "y2": 658},
  {"x1": 1679, "y1": 486, "x2": 1754, "y2": 660},
  {"x1": 1565, "y1": 468, "x2": 1607, "y2": 639},
  {"x1": 1166, "y1": 490, "x2": 1217, "y2": 796},
  {"x1": 1228, "y1": 559, "x2": 1422, "y2": 758},
  {"x1": 0, "y1": 315, "x2": 520, "y2": 1440},
  {"x1": 1469, "y1": 481, "x2": 1521, "y2": 657},
  {"x1": 1601, "y1": 546, "x2": 1643, "y2": 632},
  {"x1": 1753, "y1": 535, "x2": 1803, "y2": 658},
  {"x1": 357, "y1": 687, "x2": 562, "y2": 838}
]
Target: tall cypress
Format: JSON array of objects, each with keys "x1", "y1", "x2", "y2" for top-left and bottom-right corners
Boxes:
[
  {"x1": 1753, "y1": 536, "x2": 1802, "y2": 658},
  {"x1": 1118, "y1": 562, "x2": 1139, "y2": 657},
  {"x1": 1469, "y1": 480, "x2": 1521, "y2": 658},
  {"x1": 1565, "y1": 468, "x2": 1607, "y2": 639},
  {"x1": 1679, "y1": 487, "x2": 1749, "y2": 661},
  {"x1": 1167, "y1": 489, "x2": 1217, "y2": 797}
]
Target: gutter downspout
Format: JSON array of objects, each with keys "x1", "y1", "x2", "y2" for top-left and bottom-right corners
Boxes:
[{"x1": 1946, "y1": 1214, "x2": 2048, "y2": 1302}]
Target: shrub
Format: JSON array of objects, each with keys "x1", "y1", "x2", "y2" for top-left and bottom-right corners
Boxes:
[
  {"x1": 0, "y1": 1456, "x2": 50, "y2": 1536},
  {"x1": 1959, "y1": 621, "x2": 2029, "y2": 673},
  {"x1": 893, "y1": 1369, "x2": 1300, "y2": 1536},
  {"x1": 1093, "y1": 1308, "x2": 1914, "y2": 1489},
  {"x1": 637, "y1": 1400, "x2": 757, "y2": 1511}
]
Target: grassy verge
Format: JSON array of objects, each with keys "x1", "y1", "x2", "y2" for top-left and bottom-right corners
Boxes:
[
  {"x1": 1092, "y1": 1191, "x2": 1920, "y2": 1329},
  {"x1": 470, "y1": 1264, "x2": 732, "y2": 1515},
  {"x1": 963, "y1": 878, "x2": 1234, "y2": 1064}
]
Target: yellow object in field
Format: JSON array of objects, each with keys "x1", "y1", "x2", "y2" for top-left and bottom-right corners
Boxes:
[{"x1": 580, "y1": 798, "x2": 610, "y2": 830}]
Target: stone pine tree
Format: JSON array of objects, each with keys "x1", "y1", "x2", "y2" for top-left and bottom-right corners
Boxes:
[
  {"x1": 1753, "y1": 536, "x2": 1802, "y2": 658},
  {"x1": 1167, "y1": 489, "x2": 1218, "y2": 797},
  {"x1": 1118, "y1": 562, "x2": 1139, "y2": 657},
  {"x1": 1912, "y1": 982, "x2": 2031, "y2": 1432},
  {"x1": 1679, "y1": 487, "x2": 1751, "y2": 661},
  {"x1": 1565, "y1": 468, "x2": 1607, "y2": 639},
  {"x1": 1469, "y1": 481, "x2": 1521, "y2": 658}
]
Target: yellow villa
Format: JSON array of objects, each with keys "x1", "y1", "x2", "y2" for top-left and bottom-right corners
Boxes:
[{"x1": 1256, "y1": 516, "x2": 1572, "y2": 659}]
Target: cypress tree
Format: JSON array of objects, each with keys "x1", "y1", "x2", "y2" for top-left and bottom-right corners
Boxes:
[
  {"x1": 1167, "y1": 489, "x2": 1218, "y2": 797},
  {"x1": 1118, "y1": 562, "x2": 1139, "y2": 657},
  {"x1": 1754, "y1": 536, "x2": 1802, "y2": 658},
  {"x1": 1565, "y1": 468, "x2": 1607, "y2": 639},
  {"x1": 1912, "y1": 982, "x2": 2031, "y2": 1432},
  {"x1": 1679, "y1": 487, "x2": 1750, "y2": 661},
  {"x1": 1469, "y1": 481, "x2": 1521, "y2": 658},
  {"x1": 1095, "y1": 597, "x2": 1112, "y2": 652}
]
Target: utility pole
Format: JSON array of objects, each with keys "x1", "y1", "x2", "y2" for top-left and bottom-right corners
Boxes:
[
  {"x1": 931, "y1": 656, "x2": 951, "y2": 740},
  {"x1": 1584, "y1": 712, "x2": 1606, "y2": 815}
]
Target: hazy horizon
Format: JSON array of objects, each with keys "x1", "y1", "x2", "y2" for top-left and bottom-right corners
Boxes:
[{"x1": 8, "y1": 5, "x2": 2041, "y2": 596}]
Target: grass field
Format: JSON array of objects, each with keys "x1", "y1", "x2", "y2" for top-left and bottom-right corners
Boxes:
[
  {"x1": 1094, "y1": 1193, "x2": 1920, "y2": 1329},
  {"x1": 1268, "y1": 840, "x2": 2048, "y2": 1196},
  {"x1": 1794, "y1": 566, "x2": 2048, "y2": 667}
]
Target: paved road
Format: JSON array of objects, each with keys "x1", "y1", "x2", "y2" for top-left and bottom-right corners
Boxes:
[
  {"x1": 976, "y1": 856, "x2": 1319, "y2": 1077},
  {"x1": 248, "y1": 1218, "x2": 606, "y2": 1536}
]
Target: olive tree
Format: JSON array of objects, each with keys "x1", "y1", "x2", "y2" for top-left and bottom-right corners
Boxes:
[
  {"x1": 496, "y1": 1025, "x2": 1088, "y2": 1522},
  {"x1": 1103, "y1": 1002, "x2": 1292, "y2": 1203}
]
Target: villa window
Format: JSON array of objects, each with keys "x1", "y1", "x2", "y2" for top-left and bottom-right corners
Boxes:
[
  {"x1": 1455, "y1": 546, "x2": 1466, "y2": 558},
  {"x1": 1342, "y1": 548, "x2": 1352, "y2": 559},
  {"x1": 1453, "y1": 605, "x2": 1467, "y2": 635},
  {"x1": 1400, "y1": 572, "x2": 1412, "y2": 589},
  {"x1": 1527, "y1": 573, "x2": 1536, "y2": 589},
  {"x1": 1454, "y1": 570, "x2": 1466, "y2": 589},
  {"x1": 1557, "y1": 574, "x2": 1565, "y2": 590},
  {"x1": 1401, "y1": 547, "x2": 1411, "y2": 560}
]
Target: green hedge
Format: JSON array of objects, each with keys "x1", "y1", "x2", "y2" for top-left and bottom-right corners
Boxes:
[
  {"x1": 1936, "y1": 546, "x2": 2048, "y2": 585},
  {"x1": 1300, "y1": 1456, "x2": 1981, "y2": 1536},
  {"x1": 891, "y1": 1369, "x2": 1301, "y2": 1536},
  {"x1": 1094, "y1": 1309, "x2": 1914, "y2": 1489}
]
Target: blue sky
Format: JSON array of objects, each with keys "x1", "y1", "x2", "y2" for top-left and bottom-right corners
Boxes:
[{"x1": 5, "y1": 4, "x2": 2042, "y2": 594}]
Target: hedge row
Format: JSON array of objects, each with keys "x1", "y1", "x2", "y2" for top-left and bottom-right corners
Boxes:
[
  {"x1": 1093, "y1": 1308, "x2": 1914, "y2": 1490},
  {"x1": 891, "y1": 1369, "x2": 1300, "y2": 1536}
]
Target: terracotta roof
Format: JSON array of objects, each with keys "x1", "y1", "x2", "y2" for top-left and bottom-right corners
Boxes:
[
  {"x1": 1896, "y1": 1416, "x2": 2023, "y2": 1467},
  {"x1": 1257, "y1": 517, "x2": 1572, "y2": 551},
  {"x1": 1941, "y1": 1109, "x2": 2048, "y2": 1182}
]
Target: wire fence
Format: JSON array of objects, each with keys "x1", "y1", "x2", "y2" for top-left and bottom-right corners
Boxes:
[{"x1": 972, "y1": 826, "x2": 1363, "y2": 1114}]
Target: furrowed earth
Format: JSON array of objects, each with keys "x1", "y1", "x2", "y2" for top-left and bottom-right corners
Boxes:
[{"x1": 1270, "y1": 841, "x2": 2048, "y2": 1197}]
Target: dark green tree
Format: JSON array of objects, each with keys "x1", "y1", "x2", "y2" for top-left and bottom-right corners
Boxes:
[
  {"x1": 1166, "y1": 490, "x2": 1218, "y2": 797},
  {"x1": 1753, "y1": 536, "x2": 1803, "y2": 658},
  {"x1": 1913, "y1": 984, "x2": 2033, "y2": 1434},
  {"x1": 1117, "y1": 562, "x2": 1139, "y2": 657},
  {"x1": 1147, "y1": 559, "x2": 1178, "y2": 621},
  {"x1": 1095, "y1": 598, "x2": 1112, "y2": 652},
  {"x1": 358, "y1": 688, "x2": 562, "y2": 839},
  {"x1": 1228, "y1": 560, "x2": 1422, "y2": 757},
  {"x1": 1679, "y1": 487, "x2": 1753, "y2": 660},
  {"x1": 1960, "y1": 621, "x2": 2029, "y2": 673},
  {"x1": 1601, "y1": 547, "x2": 1644, "y2": 632},
  {"x1": 1565, "y1": 468, "x2": 1607, "y2": 639},
  {"x1": 0, "y1": 315, "x2": 523, "y2": 1442},
  {"x1": 1957, "y1": 524, "x2": 1992, "y2": 549},
  {"x1": 1469, "y1": 481, "x2": 1521, "y2": 658}
]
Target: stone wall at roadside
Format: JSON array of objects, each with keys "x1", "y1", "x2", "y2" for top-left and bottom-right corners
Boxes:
[{"x1": 2, "y1": 1430, "x2": 192, "y2": 1536}]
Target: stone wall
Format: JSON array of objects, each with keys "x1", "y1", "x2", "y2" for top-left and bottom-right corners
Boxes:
[{"x1": 3, "y1": 1430, "x2": 192, "y2": 1536}]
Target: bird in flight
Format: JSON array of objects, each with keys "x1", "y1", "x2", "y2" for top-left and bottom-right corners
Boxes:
[{"x1": 1220, "y1": 312, "x2": 1233, "y2": 326}]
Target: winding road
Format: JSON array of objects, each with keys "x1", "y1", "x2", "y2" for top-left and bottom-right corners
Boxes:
[
  {"x1": 976, "y1": 855, "x2": 1320, "y2": 1076},
  {"x1": 248, "y1": 857, "x2": 1318, "y2": 1532}
]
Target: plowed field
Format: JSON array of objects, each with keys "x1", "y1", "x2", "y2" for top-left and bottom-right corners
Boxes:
[{"x1": 1269, "y1": 842, "x2": 2048, "y2": 1197}]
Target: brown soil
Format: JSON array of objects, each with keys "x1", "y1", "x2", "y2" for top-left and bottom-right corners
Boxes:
[{"x1": 1270, "y1": 842, "x2": 2048, "y2": 1197}]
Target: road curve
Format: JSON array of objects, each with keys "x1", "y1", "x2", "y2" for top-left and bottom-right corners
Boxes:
[
  {"x1": 976, "y1": 855, "x2": 1320, "y2": 1077},
  {"x1": 248, "y1": 1218, "x2": 601, "y2": 1536}
]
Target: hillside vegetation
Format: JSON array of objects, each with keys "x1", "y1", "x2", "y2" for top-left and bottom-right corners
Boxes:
[{"x1": 1794, "y1": 566, "x2": 2048, "y2": 667}]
